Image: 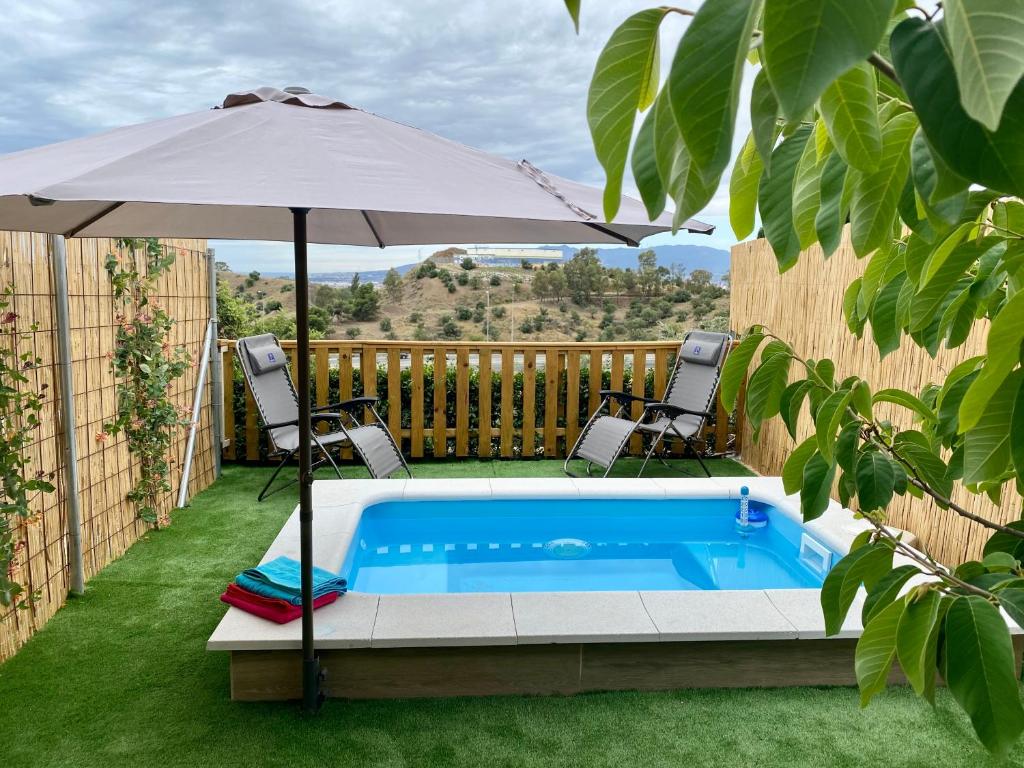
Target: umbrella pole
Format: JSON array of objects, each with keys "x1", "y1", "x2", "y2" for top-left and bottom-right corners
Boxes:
[{"x1": 292, "y1": 207, "x2": 321, "y2": 714}]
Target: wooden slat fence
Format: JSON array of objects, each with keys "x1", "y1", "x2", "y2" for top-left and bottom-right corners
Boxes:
[{"x1": 222, "y1": 339, "x2": 744, "y2": 461}]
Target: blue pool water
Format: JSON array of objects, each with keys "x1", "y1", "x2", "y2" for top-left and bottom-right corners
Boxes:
[{"x1": 343, "y1": 497, "x2": 838, "y2": 594}]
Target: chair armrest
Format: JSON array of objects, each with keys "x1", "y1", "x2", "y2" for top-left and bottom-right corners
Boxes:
[
  {"x1": 598, "y1": 389, "x2": 658, "y2": 406},
  {"x1": 261, "y1": 418, "x2": 299, "y2": 431},
  {"x1": 643, "y1": 402, "x2": 713, "y2": 420}
]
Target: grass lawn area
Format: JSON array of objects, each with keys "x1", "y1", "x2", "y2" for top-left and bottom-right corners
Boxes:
[{"x1": 0, "y1": 458, "x2": 1018, "y2": 767}]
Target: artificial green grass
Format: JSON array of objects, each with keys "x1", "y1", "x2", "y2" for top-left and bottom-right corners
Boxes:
[{"x1": 0, "y1": 458, "x2": 1019, "y2": 767}]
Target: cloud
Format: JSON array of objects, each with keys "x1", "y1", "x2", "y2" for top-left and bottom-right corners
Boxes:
[{"x1": 0, "y1": 1, "x2": 751, "y2": 271}]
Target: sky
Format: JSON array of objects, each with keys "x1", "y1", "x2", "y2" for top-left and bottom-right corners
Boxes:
[{"x1": 0, "y1": 0, "x2": 753, "y2": 273}]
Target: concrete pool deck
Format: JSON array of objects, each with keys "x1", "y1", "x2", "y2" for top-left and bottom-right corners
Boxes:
[{"x1": 208, "y1": 477, "x2": 1020, "y2": 700}]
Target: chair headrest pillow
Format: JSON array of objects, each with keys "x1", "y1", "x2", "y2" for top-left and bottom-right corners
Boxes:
[
  {"x1": 244, "y1": 334, "x2": 288, "y2": 375},
  {"x1": 679, "y1": 335, "x2": 723, "y2": 366}
]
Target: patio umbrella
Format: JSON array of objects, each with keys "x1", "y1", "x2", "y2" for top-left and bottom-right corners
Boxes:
[{"x1": 0, "y1": 86, "x2": 712, "y2": 712}]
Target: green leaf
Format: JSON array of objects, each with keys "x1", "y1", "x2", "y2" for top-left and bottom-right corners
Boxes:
[
  {"x1": 563, "y1": 0, "x2": 581, "y2": 33},
  {"x1": 819, "y1": 62, "x2": 882, "y2": 172},
  {"x1": 856, "y1": 451, "x2": 896, "y2": 512},
  {"x1": 851, "y1": 380, "x2": 872, "y2": 420},
  {"x1": 746, "y1": 350, "x2": 793, "y2": 430},
  {"x1": 1013, "y1": 383, "x2": 1024, "y2": 480},
  {"x1": 869, "y1": 274, "x2": 906, "y2": 358},
  {"x1": 849, "y1": 112, "x2": 918, "y2": 257},
  {"x1": 729, "y1": 133, "x2": 763, "y2": 239},
  {"x1": 761, "y1": 0, "x2": 896, "y2": 119},
  {"x1": 835, "y1": 421, "x2": 861, "y2": 475},
  {"x1": 909, "y1": 238, "x2": 1002, "y2": 333},
  {"x1": 871, "y1": 389, "x2": 934, "y2": 423},
  {"x1": 910, "y1": 128, "x2": 970, "y2": 205},
  {"x1": 996, "y1": 588, "x2": 1024, "y2": 632},
  {"x1": 669, "y1": 0, "x2": 761, "y2": 184},
  {"x1": 919, "y1": 221, "x2": 976, "y2": 288},
  {"x1": 944, "y1": 595, "x2": 1024, "y2": 754},
  {"x1": 815, "y1": 149, "x2": 847, "y2": 259},
  {"x1": 843, "y1": 277, "x2": 865, "y2": 335},
  {"x1": 963, "y1": 369, "x2": 1022, "y2": 485},
  {"x1": 783, "y1": 436, "x2": 818, "y2": 495},
  {"x1": 814, "y1": 389, "x2": 852, "y2": 461},
  {"x1": 758, "y1": 125, "x2": 812, "y2": 271},
  {"x1": 631, "y1": 103, "x2": 666, "y2": 220},
  {"x1": 821, "y1": 542, "x2": 894, "y2": 636},
  {"x1": 892, "y1": 17, "x2": 1024, "y2": 197},
  {"x1": 587, "y1": 8, "x2": 669, "y2": 220},
  {"x1": 720, "y1": 330, "x2": 765, "y2": 411},
  {"x1": 896, "y1": 590, "x2": 947, "y2": 699},
  {"x1": 863, "y1": 564, "x2": 919, "y2": 624},
  {"x1": 959, "y1": 289, "x2": 1024, "y2": 432},
  {"x1": 984, "y1": 520, "x2": 1024, "y2": 560},
  {"x1": 855, "y1": 596, "x2": 905, "y2": 707},
  {"x1": 892, "y1": 431, "x2": 953, "y2": 499},
  {"x1": 801, "y1": 450, "x2": 837, "y2": 521},
  {"x1": 945, "y1": 0, "x2": 1024, "y2": 132},
  {"x1": 780, "y1": 379, "x2": 814, "y2": 440},
  {"x1": 791, "y1": 130, "x2": 824, "y2": 249},
  {"x1": 750, "y1": 69, "x2": 780, "y2": 170}
]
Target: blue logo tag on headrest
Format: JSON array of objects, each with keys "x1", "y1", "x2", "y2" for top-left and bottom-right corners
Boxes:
[
  {"x1": 693, "y1": 345, "x2": 702, "y2": 354},
  {"x1": 268, "y1": 352, "x2": 276, "y2": 361}
]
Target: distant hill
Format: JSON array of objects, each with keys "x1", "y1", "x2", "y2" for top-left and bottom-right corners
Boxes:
[{"x1": 263, "y1": 244, "x2": 730, "y2": 283}]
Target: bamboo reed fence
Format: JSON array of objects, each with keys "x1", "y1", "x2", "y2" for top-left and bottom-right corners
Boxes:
[
  {"x1": 0, "y1": 233, "x2": 216, "y2": 661},
  {"x1": 221, "y1": 339, "x2": 743, "y2": 463},
  {"x1": 730, "y1": 228, "x2": 1010, "y2": 565}
]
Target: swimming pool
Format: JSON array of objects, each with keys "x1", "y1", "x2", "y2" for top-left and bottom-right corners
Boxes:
[{"x1": 343, "y1": 497, "x2": 839, "y2": 593}]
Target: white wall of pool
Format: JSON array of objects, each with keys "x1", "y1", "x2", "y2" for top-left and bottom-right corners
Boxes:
[{"x1": 209, "y1": 476, "x2": 927, "y2": 652}]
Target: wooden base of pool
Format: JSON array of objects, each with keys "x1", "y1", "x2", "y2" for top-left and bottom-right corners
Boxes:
[{"x1": 226, "y1": 637, "x2": 1024, "y2": 701}]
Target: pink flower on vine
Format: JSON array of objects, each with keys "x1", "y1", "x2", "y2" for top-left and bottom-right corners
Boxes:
[
  {"x1": 95, "y1": 431, "x2": 109, "y2": 443},
  {"x1": 1, "y1": 311, "x2": 17, "y2": 324},
  {"x1": 106, "y1": 351, "x2": 114, "y2": 361}
]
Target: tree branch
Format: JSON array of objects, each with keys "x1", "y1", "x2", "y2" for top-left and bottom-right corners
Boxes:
[{"x1": 868, "y1": 52, "x2": 899, "y2": 85}]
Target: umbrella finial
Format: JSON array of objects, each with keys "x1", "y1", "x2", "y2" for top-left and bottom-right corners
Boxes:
[{"x1": 220, "y1": 87, "x2": 350, "y2": 110}]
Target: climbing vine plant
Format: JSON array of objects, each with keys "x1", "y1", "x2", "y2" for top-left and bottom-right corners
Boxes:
[
  {"x1": 103, "y1": 238, "x2": 190, "y2": 526},
  {"x1": 0, "y1": 286, "x2": 54, "y2": 607},
  {"x1": 572, "y1": 0, "x2": 1024, "y2": 754}
]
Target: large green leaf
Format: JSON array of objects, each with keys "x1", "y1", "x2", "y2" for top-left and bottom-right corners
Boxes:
[
  {"x1": 963, "y1": 369, "x2": 1022, "y2": 485},
  {"x1": 761, "y1": 0, "x2": 896, "y2": 119},
  {"x1": 855, "y1": 596, "x2": 904, "y2": 707},
  {"x1": 801, "y1": 450, "x2": 837, "y2": 521},
  {"x1": 856, "y1": 450, "x2": 895, "y2": 512},
  {"x1": 819, "y1": 62, "x2": 882, "y2": 172},
  {"x1": 669, "y1": 0, "x2": 761, "y2": 184},
  {"x1": 892, "y1": 17, "x2": 1024, "y2": 197},
  {"x1": 892, "y1": 430, "x2": 953, "y2": 499},
  {"x1": 781, "y1": 379, "x2": 815, "y2": 440},
  {"x1": 792, "y1": 130, "x2": 825, "y2": 249},
  {"x1": 729, "y1": 133, "x2": 763, "y2": 240},
  {"x1": 871, "y1": 388, "x2": 934, "y2": 423},
  {"x1": 563, "y1": 0, "x2": 581, "y2": 32},
  {"x1": 814, "y1": 389, "x2": 852, "y2": 461},
  {"x1": 944, "y1": 595, "x2": 1024, "y2": 754},
  {"x1": 650, "y1": 92, "x2": 719, "y2": 230},
  {"x1": 896, "y1": 590, "x2": 948, "y2": 700},
  {"x1": 863, "y1": 564, "x2": 919, "y2": 624},
  {"x1": 869, "y1": 274, "x2": 906, "y2": 358},
  {"x1": 821, "y1": 542, "x2": 895, "y2": 635},
  {"x1": 720, "y1": 330, "x2": 765, "y2": 410},
  {"x1": 750, "y1": 68, "x2": 780, "y2": 171},
  {"x1": 945, "y1": 0, "x2": 1024, "y2": 132},
  {"x1": 630, "y1": 104, "x2": 665, "y2": 220},
  {"x1": 783, "y1": 435, "x2": 818, "y2": 495},
  {"x1": 1012, "y1": 382, "x2": 1024, "y2": 479},
  {"x1": 996, "y1": 588, "x2": 1024, "y2": 633},
  {"x1": 984, "y1": 520, "x2": 1024, "y2": 560},
  {"x1": 587, "y1": 8, "x2": 669, "y2": 220},
  {"x1": 909, "y1": 238, "x2": 999, "y2": 333},
  {"x1": 849, "y1": 112, "x2": 918, "y2": 257},
  {"x1": 959, "y1": 288, "x2": 1024, "y2": 432},
  {"x1": 746, "y1": 350, "x2": 793, "y2": 430},
  {"x1": 909, "y1": 128, "x2": 970, "y2": 205},
  {"x1": 814, "y1": 150, "x2": 849, "y2": 257},
  {"x1": 758, "y1": 125, "x2": 812, "y2": 271}
]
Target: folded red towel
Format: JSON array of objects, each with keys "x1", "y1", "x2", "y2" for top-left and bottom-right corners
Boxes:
[{"x1": 220, "y1": 582, "x2": 339, "y2": 624}]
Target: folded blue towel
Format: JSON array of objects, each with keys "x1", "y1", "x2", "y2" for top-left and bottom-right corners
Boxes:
[{"x1": 236, "y1": 556, "x2": 347, "y2": 606}]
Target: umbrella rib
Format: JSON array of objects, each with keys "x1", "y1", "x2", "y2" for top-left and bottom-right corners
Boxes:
[
  {"x1": 63, "y1": 201, "x2": 125, "y2": 238},
  {"x1": 583, "y1": 221, "x2": 639, "y2": 248},
  {"x1": 360, "y1": 210, "x2": 385, "y2": 248}
]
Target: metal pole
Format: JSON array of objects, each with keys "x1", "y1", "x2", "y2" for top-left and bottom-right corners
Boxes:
[
  {"x1": 50, "y1": 235, "x2": 85, "y2": 595},
  {"x1": 292, "y1": 207, "x2": 321, "y2": 714},
  {"x1": 176, "y1": 319, "x2": 214, "y2": 508},
  {"x1": 207, "y1": 248, "x2": 223, "y2": 479}
]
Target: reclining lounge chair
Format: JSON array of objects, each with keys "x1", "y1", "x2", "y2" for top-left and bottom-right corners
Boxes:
[
  {"x1": 564, "y1": 330, "x2": 733, "y2": 478},
  {"x1": 237, "y1": 334, "x2": 411, "y2": 500}
]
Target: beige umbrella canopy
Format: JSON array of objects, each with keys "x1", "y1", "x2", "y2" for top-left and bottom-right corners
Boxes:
[
  {"x1": 0, "y1": 86, "x2": 711, "y2": 245},
  {"x1": 0, "y1": 86, "x2": 712, "y2": 713}
]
